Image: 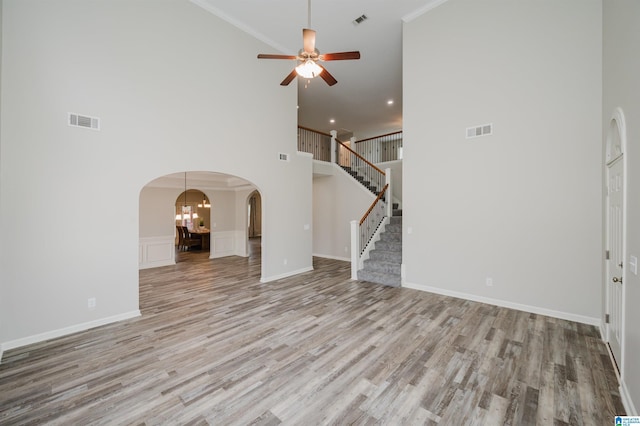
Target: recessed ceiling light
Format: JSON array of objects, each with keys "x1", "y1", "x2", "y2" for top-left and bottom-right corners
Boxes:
[
  {"x1": 329, "y1": 119, "x2": 335, "y2": 123},
  {"x1": 387, "y1": 100, "x2": 394, "y2": 105}
]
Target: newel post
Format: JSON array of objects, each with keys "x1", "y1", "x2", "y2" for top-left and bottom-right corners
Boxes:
[
  {"x1": 350, "y1": 220, "x2": 359, "y2": 280},
  {"x1": 385, "y1": 168, "x2": 392, "y2": 218},
  {"x1": 330, "y1": 130, "x2": 337, "y2": 164}
]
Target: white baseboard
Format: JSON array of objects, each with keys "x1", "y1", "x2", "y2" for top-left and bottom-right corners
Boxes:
[
  {"x1": 139, "y1": 259, "x2": 176, "y2": 269},
  {"x1": 260, "y1": 266, "x2": 314, "y2": 283},
  {"x1": 0, "y1": 310, "x2": 141, "y2": 360},
  {"x1": 403, "y1": 281, "x2": 600, "y2": 326},
  {"x1": 312, "y1": 253, "x2": 350, "y2": 262},
  {"x1": 620, "y1": 378, "x2": 638, "y2": 415}
]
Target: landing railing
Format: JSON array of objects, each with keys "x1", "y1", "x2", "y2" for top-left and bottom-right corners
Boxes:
[
  {"x1": 297, "y1": 127, "x2": 403, "y2": 165},
  {"x1": 297, "y1": 126, "x2": 332, "y2": 162},
  {"x1": 354, "y1": 131, "x2": 403, "y2": 163}
]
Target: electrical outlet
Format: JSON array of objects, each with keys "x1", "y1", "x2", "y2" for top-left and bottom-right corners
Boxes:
[
  {"x1": 486, "y1": 278, "x2": 493, "y2": 287},
  {"x1": 283, "y1": 258, "x2": 288, "y2": 265},
  {"x1": 88, "y1": 297, "x2": 96, "y2": 309}
]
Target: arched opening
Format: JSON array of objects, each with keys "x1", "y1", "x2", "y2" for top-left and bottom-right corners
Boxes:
[
  {"x1": 247, "y1": 190, "x2": 262, "y2": 259},
  {"x1": 139, "y1": 171, "x2": 261, "y2": 269}
]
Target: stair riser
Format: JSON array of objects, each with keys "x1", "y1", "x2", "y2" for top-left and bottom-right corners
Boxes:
[{"x1": 357, "y1": 270, "x2": 401, "y2": 287}]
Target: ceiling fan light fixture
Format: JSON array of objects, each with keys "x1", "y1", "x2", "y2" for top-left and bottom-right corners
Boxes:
[{"x1": 295, "y1": 60, "x2": 323, "y2": 79}]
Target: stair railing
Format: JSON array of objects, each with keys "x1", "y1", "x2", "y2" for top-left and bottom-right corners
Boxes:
[
  {"x1": 335, "y1": 140, "x2": 386, "y2": 195},
  {"x1": 297, "y1": 126, "x2": 395, "y2": 280},
  {"x1": 351, "y1": 183, "x2": 389, "y2": 279}
]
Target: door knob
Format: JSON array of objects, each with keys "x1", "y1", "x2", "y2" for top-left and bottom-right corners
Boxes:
[{"x1": 613, "y1": 276, "x2": 622, "y2": 283}]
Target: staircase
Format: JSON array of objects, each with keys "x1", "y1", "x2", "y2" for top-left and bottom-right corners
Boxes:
[
  {"x1": 340, "y1": 165, "x2": 379, "y2": 195},
  {"x1": 358, "y1": 207, "x2": 402, "y2": 287}
]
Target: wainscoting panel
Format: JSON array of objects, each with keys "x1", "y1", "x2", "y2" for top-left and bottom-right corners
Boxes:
[
  {"x1": 139, "y1": 236, "x2": 175, "y2": 269},
  {"x1": 211, "y1": 231, "x2": 236, "y2": 258}
]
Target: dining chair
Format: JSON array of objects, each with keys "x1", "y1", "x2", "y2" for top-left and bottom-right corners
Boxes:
[{"x1": 181, "y1": 226, "x2": 201, "y2": 251}]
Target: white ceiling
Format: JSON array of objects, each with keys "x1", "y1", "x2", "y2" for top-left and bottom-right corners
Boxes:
[{"x1": 192, "y1": 0, "x2": 445, "y2": 139}]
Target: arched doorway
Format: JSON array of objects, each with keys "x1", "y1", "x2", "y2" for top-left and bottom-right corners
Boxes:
[
  {"x1": 248, "y1": 190, "x2": 262, "y2": 238},
  {"x1": 139, "y1": 171, "x2": 260, "y2": 268},
  {"x1": 247, "y1": 190, "x2": 262, "y2": 259},
  {"x1": 175, "y1": 189, "x2": 211, "y2": 254}
]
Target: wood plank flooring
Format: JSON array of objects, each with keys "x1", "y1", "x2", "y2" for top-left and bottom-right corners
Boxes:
[{"x1": 0, "y1": 244, "x2": 625, "y2": 424}]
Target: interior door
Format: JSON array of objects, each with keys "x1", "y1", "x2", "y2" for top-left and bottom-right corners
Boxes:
[{"x1": 606, "y1": 156, "x2": 624, "y2": 368}]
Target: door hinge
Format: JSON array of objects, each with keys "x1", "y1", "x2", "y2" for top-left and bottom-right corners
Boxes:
[
  {"x1": 605, "y1": 314, "x2": 610, "y2": 324},
  {"x1": 605, "y1": 250, "x2": 610, "y2": 260}
]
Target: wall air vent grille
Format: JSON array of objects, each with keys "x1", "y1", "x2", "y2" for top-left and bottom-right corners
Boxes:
[
  {"x1": 353, "y1": 14, "x2": 368, "y2": 25},
  {"x1": 278, "y1": 152, "x2": 290, "y2": 162},
  {"x1": 466, "y1": 123, "x2": 492, "y2": 139},
  {"x1": 68, "y1": 113, "x2": 100, "y2": 130}
]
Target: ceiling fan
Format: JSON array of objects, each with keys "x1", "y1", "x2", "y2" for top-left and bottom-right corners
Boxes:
[{"x1": 257, "y1": 0, "x2": 360, "y2": 86}]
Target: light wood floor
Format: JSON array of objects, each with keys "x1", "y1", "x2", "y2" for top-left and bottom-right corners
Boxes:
[{"x1": 0, "y1": 243, "x2": 624, "y2": 424}]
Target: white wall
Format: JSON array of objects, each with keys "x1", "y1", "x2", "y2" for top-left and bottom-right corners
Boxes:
[
  {"x1": 403, "y1": 0, "x2": 602, "y2": 322},
  {"x1": 0, "y1": 0, "x2": 4, "y2": 360},
  {"x1": 313, "y1": 165, "x2": 375, "y2": 261},
  {"x1": 140, "y1": 186, "x2": 181, "y2": 238},
  {"x1": 377, "y1": 160, "x2": 402, "y2": 205},
  {"x1": 0, "y1": 0, "x2": 311, "y2": 348},
  {"x1": 603, "y1": 0, "x2": 640, "y2": 414}
]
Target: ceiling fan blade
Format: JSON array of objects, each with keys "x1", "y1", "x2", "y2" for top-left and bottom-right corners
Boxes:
[
  {"x1": 303, "y1": 28, "x2": 316, "y2": 54},
  {"x1": 318, "y1": 66, "x2": 337, "y2": 86},
  {"x1": 320, "y1": 51, "x2": 361, "y2": 61},
  {"x1": 280, "y1": 69, "x2": 298, "y2": 86},
  {"x1": 258, "y1": 54, "x2": 298, "y2": 60}
]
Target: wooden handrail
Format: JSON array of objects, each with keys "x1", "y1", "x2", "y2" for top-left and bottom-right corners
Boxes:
[
  {"x1": 298, "y1": 126, "x2": 332, "y2": 137},
  {"x1": 360, "y1": 184, "x2": 389, "y2": 225},
  {"x1": 337, "y1": 141, "x2": 386, "y2": 176},
  {"x1": 356, "y1": 130, "x2": 403, "y2": 144}
]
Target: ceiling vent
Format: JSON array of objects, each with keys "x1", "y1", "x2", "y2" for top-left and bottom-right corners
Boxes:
[
  {"x1": 353, "y1": 14, "x2": 368, "y2": 25},
  {"x1": 466, "y1": 123, "x2": 492, "y2": 139},
  {"x1": 69, "y1": 113, "x2": 100, "y2": 131}
]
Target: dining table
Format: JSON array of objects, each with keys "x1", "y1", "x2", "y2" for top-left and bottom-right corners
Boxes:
[{"x1": 189, "y1": 228, "x2": 210, "y2": 250}]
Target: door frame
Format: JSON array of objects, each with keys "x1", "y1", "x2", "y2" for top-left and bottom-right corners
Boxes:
[{"x1": 604, "y1": 107, "x2": 627, "y2": 375}]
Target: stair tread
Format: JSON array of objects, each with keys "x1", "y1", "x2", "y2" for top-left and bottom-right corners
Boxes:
[{"x1": 369, "y1": 252, "x2": 402, "y2": 262}]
